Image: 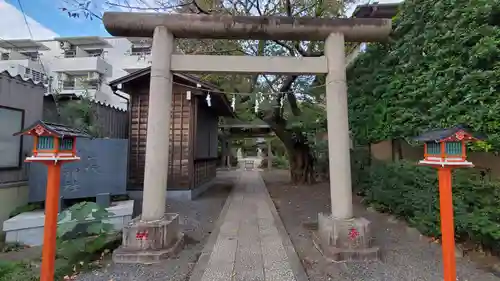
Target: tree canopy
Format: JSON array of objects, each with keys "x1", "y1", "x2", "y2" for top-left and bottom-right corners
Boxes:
[
  {"x1": 65, "y1": 0, "x2": 357, "y2": 183},
  {"x1": 347, "y1": 0, "x2": 500, "y2": 150}
]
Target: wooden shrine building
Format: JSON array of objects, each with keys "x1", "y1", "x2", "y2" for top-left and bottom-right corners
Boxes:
[{"x1": 109, "y1": 67, "x2": 234, "y2": 199}]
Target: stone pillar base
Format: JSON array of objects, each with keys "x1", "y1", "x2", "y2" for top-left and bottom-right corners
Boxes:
[
  {"x1": 112, "y1": 213, "x2": 184, "y2": 264},
  {"x1": 312, "y1": 213, "x2": 380, "y2": 262}
]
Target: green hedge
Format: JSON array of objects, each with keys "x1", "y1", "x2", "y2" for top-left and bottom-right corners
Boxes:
[
  {"x1": 258, "y1": 155, "x2": 289, "y2": 169},
  {"x1": 351, "y1": 150, "x2": 500, "y2": 253}
]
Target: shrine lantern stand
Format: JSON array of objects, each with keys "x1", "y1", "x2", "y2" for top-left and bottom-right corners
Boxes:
[
  {"x1": 414, "y1": 125, "x2": 484, "y2": 281},
  {"x1": 13, "y1": 120, "x2": 90, "y2": 281}
]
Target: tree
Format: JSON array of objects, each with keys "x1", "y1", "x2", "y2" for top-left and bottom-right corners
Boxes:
[
  {"x1": 62, "y1": 0, "x2": 356, "y2": 184},
  {"x1": 347, "y1": 0, "x2": 500, "y2": 151},
  {"x1": 49, "y1": 79, "x2": 102, "y2": 137}
]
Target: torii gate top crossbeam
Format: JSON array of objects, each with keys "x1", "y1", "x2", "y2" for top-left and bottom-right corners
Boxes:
[{"x1": 103, "y1": 13, "x2": 391, "y2": 42}]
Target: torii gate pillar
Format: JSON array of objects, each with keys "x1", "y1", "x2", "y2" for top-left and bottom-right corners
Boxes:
[
  {"x1": 112, "y1": 26, "x2": 184, "y2": 264},
  {"x1": 313, "y1": 32, "x2": 380, "y2": 261},
  {"x1": 103, "y1": 12, "x2": 391, "y2": 263}
]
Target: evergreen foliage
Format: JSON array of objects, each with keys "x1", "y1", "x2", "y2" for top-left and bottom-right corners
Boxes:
[
  {"x1": 352, "y1": 150, "x2": 500, "y2": 253},
  {"x1": 347, "y1": 0, "x2": 500, "y2": 150}
]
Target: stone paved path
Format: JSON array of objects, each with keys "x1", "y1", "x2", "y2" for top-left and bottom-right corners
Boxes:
[{"x1": 190, "y1": 170, "x2": 307, "y2": 281}]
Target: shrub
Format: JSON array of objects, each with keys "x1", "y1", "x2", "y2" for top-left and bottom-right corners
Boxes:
[
  {"x1": 272, "y1": 155, "x2": 289, "y2": 169},
  {"x1": 0, "y1": 261, "x2": 37, "y2": 281},
  {"x1": 9, "y1": 203, "x2": 42, "y2": 218},
  {"x1": 55, "y1": 202, "x2": 121, "y2": 279},
  {"x1": 351, "y1": 150, "x2": 500, "y2": 253},
  {"x1": 312, "y1": 139, "x2": 329, "y2": 180}
]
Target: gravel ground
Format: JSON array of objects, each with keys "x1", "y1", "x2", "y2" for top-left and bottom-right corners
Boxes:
[
  {"x1": 77, "y1": 171, "x2": 236, "y2": 281},
  {"x1": 262, "y1": 169, "x2": 500, "y2": 281}
]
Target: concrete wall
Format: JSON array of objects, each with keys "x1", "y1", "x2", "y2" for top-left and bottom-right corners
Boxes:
[
  {"x1": 0, "y1": 72, "x2": 45, "y2": 183},
  {"x1": 0, "y1": 184, "x2": 29, "y2": 229},
  {"x1": 29, "y1": 138, "x2": 128, "y2": 202},
  {"x1": 0, "y1": 72, "x2": 45, "y2": 231}
]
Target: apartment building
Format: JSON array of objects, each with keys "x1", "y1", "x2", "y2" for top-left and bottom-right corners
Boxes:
[
  {"x1": 0, "y1": 36, "x2": 154, "y2": 110},
  {"x1": 0, "y1": 1, "x2": 399, "y2": 110}
]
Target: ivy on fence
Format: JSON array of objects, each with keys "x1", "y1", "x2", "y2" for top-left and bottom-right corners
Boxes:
[{"x1": 347, "y1": 0, "x2": 500, "y2": 150}]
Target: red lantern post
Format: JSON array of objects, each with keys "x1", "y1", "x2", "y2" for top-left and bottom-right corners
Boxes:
[
  {"x1": 415, "y1": 125, "x2": 483, "y2": 281},
  {"x1": 14, "y1": 121, "x2": 89, "y2": 281}
]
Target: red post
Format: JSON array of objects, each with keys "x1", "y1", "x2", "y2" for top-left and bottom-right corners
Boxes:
[
  {"x1": 438, "y1": 167, "x2": 456, "y2": 281},
  {"x1": 40, "y1": 162, "x2": 61, "y2": 281}
]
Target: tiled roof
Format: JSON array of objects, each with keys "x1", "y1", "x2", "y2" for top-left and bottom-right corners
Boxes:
[
  {"x1": 413, "y1": 125, "x2": 484, "y2": 142},
  {"x1": 14, "y1": 120, "x2": 91, "y2": 138},
  {"x1": 42, "y1": 121, "x2": 91, "y2": 137}
]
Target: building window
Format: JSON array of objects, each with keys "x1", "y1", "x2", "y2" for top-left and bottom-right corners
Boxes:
[
  {"x1": 130, "y1": 46, "x2": 151, "y2": 56},
  {"x1": 23, "y1": 68, "x2": 45, "y2": 82},
  {"x1": 62, "y1": 78, "x2": 76, "y2": 90},
  {"x1": 31, "y1": 70, "x2": 43, "y2": 82},
  {"x1": 64, "y1": 49, "x2": 76, "y2": 58},
  {"x1": 20, "y1": 52, "x2": 39, "y2": 61},
  {"x1": 0, "y1": 105, "x2": 24, "y2": 169},
  {"x1": 86, "y1": 49, "x2": 104, "y2": 57},
  {"x1": 85, "y1": 77, "x2": 100, "y2": 90}
]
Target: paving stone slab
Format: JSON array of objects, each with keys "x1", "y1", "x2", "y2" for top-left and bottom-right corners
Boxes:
[
  {"x1": 234, "y1": 269, "x2": 265, "y2": 281},
  {"x1": 235, "y1": 249, "x2": 264, "y2": 272},
  {"x1": 264, "y1": 260, "x2": 297, "y2": 281},
  {"x1": 200, "y1": 261, "x2": 234, "y2": 281},
  {"x1": 190, "y1": 171, "x2": 306, "y2": 281},
  {"x1": 209, "y1": 237, "x2": 238, "y2": 263},
  {"x1": 262, "y1": 241, "x2": 289, "y2": 267}
]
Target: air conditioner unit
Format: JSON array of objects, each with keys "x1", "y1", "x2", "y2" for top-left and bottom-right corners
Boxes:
[{"x1": 60, "y1": 41, "x2": 72, "y2": 50}]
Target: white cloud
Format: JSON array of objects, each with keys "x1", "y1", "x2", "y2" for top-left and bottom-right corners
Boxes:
[{"x1": 0, "y1": 0, "x2": 58, "y2": 40}]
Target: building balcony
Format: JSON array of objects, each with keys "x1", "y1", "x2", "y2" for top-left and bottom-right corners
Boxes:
[
  {"x1": 57, "y1": 87, "x2": 98, "y2": 98},
  {"x1": 57, "y1": 79, "x2": 100, "y2": 97},
  {"x1": 51, "y1": 56, "x2": 112, "y2": 76},
  {"x1": 0, "y1": 58, "x2": 45, "y2": 75},
  {"x1": 121, "y1": 53, "x2": 152, "y2": 73}
]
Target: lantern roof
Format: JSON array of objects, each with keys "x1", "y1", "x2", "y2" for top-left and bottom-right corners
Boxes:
[
  {"x1": 13, "y1": 120, "x2": 91, "y2": 138},
  {"x1": 413, "y1": 124, "x2": 484, "y2": 142}
]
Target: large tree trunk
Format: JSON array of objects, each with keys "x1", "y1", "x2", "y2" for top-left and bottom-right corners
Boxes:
[
  {"x1": 287, "y1": 141, "x2": 315, "y2": 185},
  {"x1": 265, "y1": 118, "x2": 316, "y2": 185}
]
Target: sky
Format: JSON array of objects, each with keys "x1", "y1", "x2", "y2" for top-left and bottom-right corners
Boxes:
[{"x1": 0, "y1": 0, "x2": 403, "y2": 40}]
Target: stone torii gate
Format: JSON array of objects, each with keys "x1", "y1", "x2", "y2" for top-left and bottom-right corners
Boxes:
[{"x1": 103, "y1": 12, "x2": 391, "y2": 263}]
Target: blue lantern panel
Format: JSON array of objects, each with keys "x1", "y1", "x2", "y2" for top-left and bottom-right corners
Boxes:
[
  {"x1": 59, "y1": 138, "x2": 74, "y2": 150},
  {"x1": 37, "y1": 136, "x2": 54, "y2": 150},
  {"x1": 445, "y1": 142, "x2": 462, "y2": 155},
  {"x1": 426, "y1": 142, "x2": 441, "y2": 155}
]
